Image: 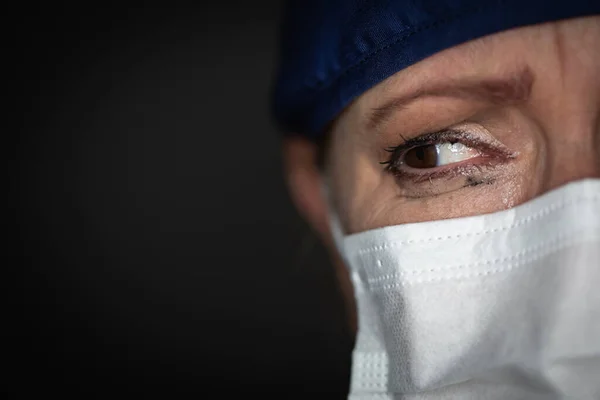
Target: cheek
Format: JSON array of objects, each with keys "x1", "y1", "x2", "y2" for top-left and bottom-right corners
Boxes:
[
  {"x1": 350, "y1": 172, "x2": 531, "y2": 230},
  {"x1": 330, "y1": 152, "x2": 384, "y2": 233},
  {"x1": 327, "y1": 135, "x2": 394, "y2": 233}
]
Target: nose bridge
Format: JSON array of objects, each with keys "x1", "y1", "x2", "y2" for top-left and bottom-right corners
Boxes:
[
  {"x1": 544, "y1": 122, "x2": 600, "y2": 192},
  {"x1": 534, "y1": 18, "x2": 600, "y2": 193}
]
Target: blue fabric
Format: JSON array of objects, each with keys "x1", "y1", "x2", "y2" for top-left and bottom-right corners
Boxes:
[{"x1": 271, "y1": 0, "x2": 599, "y2": 138}]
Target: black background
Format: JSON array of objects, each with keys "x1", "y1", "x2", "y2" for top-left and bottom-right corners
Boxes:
[{"x1": 11, "y1": 2, "x2": 353, "y2": 398}]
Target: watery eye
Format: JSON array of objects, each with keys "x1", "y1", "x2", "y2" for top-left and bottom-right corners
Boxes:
[{"x1": 403, "y1": 142, "x2": 480, "y2": 168}]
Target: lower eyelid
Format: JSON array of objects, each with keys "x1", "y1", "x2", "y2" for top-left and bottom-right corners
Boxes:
[
  {"x1": 390, "y1": 156, "x2": 499, "y2": 183},
  {"x1": 464, "y1": 176, "x2": 497, "y2": 187}
]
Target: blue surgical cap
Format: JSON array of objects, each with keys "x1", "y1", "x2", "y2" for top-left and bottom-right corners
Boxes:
[{"x1": 270, "y1": 0, "x2": 599, "y2": 138}]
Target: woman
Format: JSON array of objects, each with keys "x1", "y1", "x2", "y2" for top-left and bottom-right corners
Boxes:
[{"x1": 271, "y1": 1, "x2": 599, "y2": 398}]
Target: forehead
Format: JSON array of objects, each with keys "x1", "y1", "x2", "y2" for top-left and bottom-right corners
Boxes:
[{"x1": 359, "y1": 27, "x2": 529, "y2": 112}]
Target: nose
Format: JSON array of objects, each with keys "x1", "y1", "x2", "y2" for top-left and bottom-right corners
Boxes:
[{"x1": 543, "y1": 125, "x2": 600, "y2": 192}]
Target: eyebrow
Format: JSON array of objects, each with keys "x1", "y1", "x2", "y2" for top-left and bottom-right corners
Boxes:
[{"x1": 367, "y1": 67, "x2": 534, "y2": 131}]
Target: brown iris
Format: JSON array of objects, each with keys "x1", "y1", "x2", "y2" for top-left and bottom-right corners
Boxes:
[{"x1": 404, "y1": 145, "x2": 439, "y2": 168}]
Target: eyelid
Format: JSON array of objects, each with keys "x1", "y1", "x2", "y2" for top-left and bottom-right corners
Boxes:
[
  {"x1": 386, "y1": 129, "x2": 481, "y2": 155},
  {"x1": 380, "y1": 127, "x2": 517, "y2": 173}
]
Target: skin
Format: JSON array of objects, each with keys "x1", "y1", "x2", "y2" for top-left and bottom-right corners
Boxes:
[{"x1": 283, "y1": 16, "x2": 600, "y2": 332}]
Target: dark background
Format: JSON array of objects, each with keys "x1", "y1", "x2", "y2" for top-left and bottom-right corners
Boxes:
[{"x1": 11, "y1": 2, "x2": 353, "y2": 398}]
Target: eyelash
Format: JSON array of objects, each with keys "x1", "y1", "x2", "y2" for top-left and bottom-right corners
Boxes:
[{"x1": 380, "y1": 129, "x2": 513, "y2": 183}]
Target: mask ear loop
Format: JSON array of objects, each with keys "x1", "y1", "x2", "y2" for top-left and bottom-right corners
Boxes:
[{"x1": 321, "y1": 176, "x2": 347, "y2": 259}]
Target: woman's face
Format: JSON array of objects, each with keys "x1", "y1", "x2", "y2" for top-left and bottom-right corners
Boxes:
[{"x1": 325, "y1": 17, "x2": 600, "y2": 234}]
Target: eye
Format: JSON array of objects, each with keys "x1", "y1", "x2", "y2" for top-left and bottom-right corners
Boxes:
[
  {"x1": 380, "y1": 127, "x2": 517, "y2": 198},
  {"x1": 403, "y1": 142, "x2": 481, "y2": 169}
]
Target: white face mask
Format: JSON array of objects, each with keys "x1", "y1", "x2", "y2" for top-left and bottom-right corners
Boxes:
[{"x1": 330, "y1": 179, "x2": 600, "y2": 399}]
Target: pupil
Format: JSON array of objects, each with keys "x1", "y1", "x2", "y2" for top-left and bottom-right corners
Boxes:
[{"x1": 416, "y1": 148, "x2": 425, "y2": 160}]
